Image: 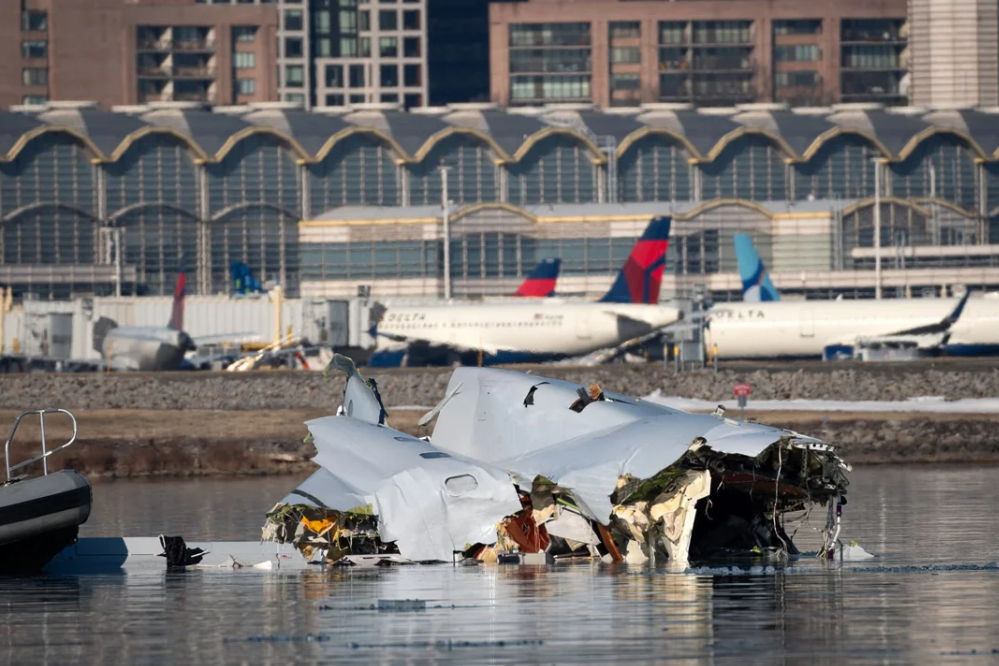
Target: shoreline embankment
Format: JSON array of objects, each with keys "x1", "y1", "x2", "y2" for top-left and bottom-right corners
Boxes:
[{"x1": 2, "y1": 363, "x2": 997, "y2": 477}]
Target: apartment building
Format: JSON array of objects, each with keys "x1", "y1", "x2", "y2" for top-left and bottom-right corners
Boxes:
[
  {"x1": 489, "y1": 0, "x2": 910, "y2": 107},
  {"x1": 0, "y1": 0, "x2": 279, "y2": 109}
]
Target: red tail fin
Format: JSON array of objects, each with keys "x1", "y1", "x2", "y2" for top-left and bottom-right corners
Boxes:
[{"x1": 167, "y1": 272, "x2": 186, "y2": 331}]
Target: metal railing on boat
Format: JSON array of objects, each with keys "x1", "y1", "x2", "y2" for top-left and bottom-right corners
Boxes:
[{"x1": 4, "y1": 409, "x2": 78, "y2": 481}]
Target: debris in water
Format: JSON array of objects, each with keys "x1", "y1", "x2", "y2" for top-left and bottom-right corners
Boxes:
[{"x1": 262, "y1": 355, "x2": 854, "y2": 569}]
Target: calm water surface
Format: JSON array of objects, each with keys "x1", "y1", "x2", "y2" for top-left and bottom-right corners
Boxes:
[{"x1": 2, "y1": 466, "x2": 998, "y2": 665}]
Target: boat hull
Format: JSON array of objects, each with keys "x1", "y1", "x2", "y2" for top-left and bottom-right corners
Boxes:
[{"x1": 0, "y1": 470, "x2": 92, "y2": 573}]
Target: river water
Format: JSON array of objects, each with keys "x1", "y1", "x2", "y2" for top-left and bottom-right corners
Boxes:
[{"x1": 2, "y1": 466, "x2": 999, "y2": 665}]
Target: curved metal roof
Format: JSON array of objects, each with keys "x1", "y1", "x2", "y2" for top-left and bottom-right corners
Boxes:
[
  {"x1": 0, "y1": 110, "x2": 44, "y2": 156},
  {"x1": 3, "y1": 102, "x2": 999, "y2": 165}
]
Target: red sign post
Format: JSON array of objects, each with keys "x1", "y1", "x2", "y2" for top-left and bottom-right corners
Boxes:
[{"x1": 733, "y1": 383, "x2": 751, "y2": 418}]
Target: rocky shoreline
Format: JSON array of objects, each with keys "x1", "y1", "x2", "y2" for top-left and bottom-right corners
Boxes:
[{"x1": 2, "y1": 363, "x2": 999, "y2": 412}]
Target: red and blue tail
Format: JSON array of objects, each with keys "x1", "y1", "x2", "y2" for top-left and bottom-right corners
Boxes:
[
  {"x1": 599, "y1": 216, "x2": 671, "y2": 304},
  {"x1": 167, "y1": 271, "x2": 187, "y2": 331},
  {"x1": 515, "y1": 258, "x2": 561, "y2": 297}
]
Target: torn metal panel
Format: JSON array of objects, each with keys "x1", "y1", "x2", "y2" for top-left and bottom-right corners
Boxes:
[
  {"x1": 325, "y1": 353, "x2": 386, "y2": 425},
  {"x1": 295, "y1": 416, "x2": 522, "y2": 562},
  {"x1": 649, "y1": 469, "x2": 711, "y2": 570}
]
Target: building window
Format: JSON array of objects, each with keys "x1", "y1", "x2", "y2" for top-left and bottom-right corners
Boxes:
[
  {"x1": 404, "y1": 93, "x2": 422, "y2": 109},
  {"x1": 403, "y1": 63, "x2": 421, "y2": 86},
  {"x1": 510, "y1": 23, "x2": 590, "y2": 47},
  {"x1": 285, "y1": 37, "x2": 303, "y2": 57},
  {"x1": 21, "y1": 11, "x2": 48, "y2": 32},
  {"x1": 349, "y1": 64, "x2": 365, "y2": 87},
  {"x1": 659, "y1": 22, "x2": 687, "y2": 45},
  {"x1": 286, "y1": 64, "x2": 304, "y2": 87},
  {"x1": 316, "y1": 38, "x2": 332, "y2": 57},
  {"x1": 381, "y1": 93, "x2": 399, "y2": 102},
  {"x1": 610, "y1": 22, "x2": 640, "y2": 39},
  {"x1": 379, "y1": 10, "x2": 397, "y2": 31},
  {"x1": 341, "y1": 38, "x2": 358, "y2": 57},
  {"x1": 326, "y1": 93, "x2": 345, "y2": 106},
  {"x1": 510, "y1": 49, "x2": 590, "y2": 74},
  {"x1": 774, "y1": 20, "x2": 822, "y2": 35},
  {"x1": 775, "y1": 71, "x2": 819, "y2": 87},
  {"x1": 22, "y1": 95, "x2": 47, "y2": 105},
  {"x1": 22, "y1": 68, "x2": 48, "y2": 86},
  {"x1": 340, "y1": 9, "x2": 357, "y2": 33},
  {"x1": 286, "y1": 93, "x2": 305, "y2": 104},
  {"x1": 284, "y1": 10, "x2": 303, "y2": 31},
  {"x1": 234, "y1": 52, "x2": 255, "y2": 68},
  {"x1": 360, "y1": 37, "x2": 371, "y2": 57},
  {"x1": 315, "y1": 9, "x2": 331, "y2": 32},
  {"x1": 611, "y1": 47, "x2": 640, "y2": 64},
  {"x1": 380, "y1": 37, "x2": 398, "y2": 57},
  {"x1": 359, "y1": 11, "x2": 370, "y2": 31},
  {"x1": 611, "y1": 73, "x2": 639, "y2": 90},
  {"x1": 692, "y1": 21, "x2": 751, "y2": 45},
  {"x1": 380, "y1": 64, "x2": 398, "y2": 86},
  {"x1": 403, "y1": 36, "x2": 420, "y2": 57},
  {"x1": 510, "y1": 75, "x2": 590, "y2": 101},
  {"x1": 774, "y1": 44, "x2": 820, "y2": 62},
  {"x1": 326, "y1": 64, "x2": 344, "y2": 87},
  {"x1": 21, "y1": 41, "x2": 47, "y2": 59},
  {"x1": 349, "y1": 94, "x2": 366, "y2": 104},
  {"x1": 402, "y1": 10, "x2": 420, "y2": 30},
  {"x1": 237, "y1": 78, "x2": 256, "y2": 95},
  {"x1": 233, "y1": 26, "x2": 256, "y2": 42}
]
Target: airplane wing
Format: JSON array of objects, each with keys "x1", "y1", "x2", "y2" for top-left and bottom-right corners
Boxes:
[{"x1": 826, "y1": 290, "x2": 971, "y2": 351}]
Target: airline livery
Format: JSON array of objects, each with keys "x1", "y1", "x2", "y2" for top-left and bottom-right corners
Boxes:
[
  {"x1": 710, "y1": 235, "x2": 999, "y2": 359},
  {"x1": 370, "y1": 217, "x2": 679, "y2": 366}
]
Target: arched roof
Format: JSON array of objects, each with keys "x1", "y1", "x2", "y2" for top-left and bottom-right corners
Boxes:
[{"x1": 5, "y1": 101, "x2": 999, "y2": 166}]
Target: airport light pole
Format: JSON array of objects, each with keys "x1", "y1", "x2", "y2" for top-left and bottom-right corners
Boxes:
[
  {"x1": 439, "y1": 165, "x2": 452, "y2": 300},
  {"x1": 873, "y1": 158, "x2": 883, "y2": 300}
]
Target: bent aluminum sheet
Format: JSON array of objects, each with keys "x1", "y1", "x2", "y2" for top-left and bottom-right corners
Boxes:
[
  {"x1": 432, "y1": 367, "x2": 677, "y2": 463},
  {"x1": 502, "y1": 416, "x2": 789, "y2": 522},
  {"x1": 298, "y1": 416, "x2": 521, "y2": 562}
]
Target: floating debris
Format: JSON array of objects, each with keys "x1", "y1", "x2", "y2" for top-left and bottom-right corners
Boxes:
[{"x1": 262, "y1": 355, "x2": 854, "y2": 569}]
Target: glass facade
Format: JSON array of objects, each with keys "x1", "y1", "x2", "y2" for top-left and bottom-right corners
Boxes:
[
  {"x1": 840, "y1": 19, "x2": 907, "y2": 104},
  {"x1": 509, "y1": 23, "x2": 592, "y2": 103},
  {"x1": 658, "y1": 20, "x2": 755, "y2": 105}
]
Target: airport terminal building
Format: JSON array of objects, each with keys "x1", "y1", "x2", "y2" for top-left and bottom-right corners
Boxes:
[{"x1": 1, "y1": 99, "x2": 999, "y2": 302}]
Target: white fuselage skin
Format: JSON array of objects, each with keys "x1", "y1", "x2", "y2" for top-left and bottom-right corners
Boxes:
[
  {"x1": 376, "y1": 301, "x2": 681, "y2": 357},
  {"x1": 707, "y1": 296, "x2": 999, "y2": 359}
]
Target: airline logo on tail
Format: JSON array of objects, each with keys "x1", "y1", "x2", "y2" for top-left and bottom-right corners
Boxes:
[
  {"x1": 167, "y1": 271, "x2": 186, "y2": 331},
  {"x1": 733, "y1": 234, "x2": 780, "y2": 302},
  {"x1": 515, "y1": 258, "x2": 561, "y2": 297},
  {"x1": 232, "y1": 262, "x2": 264, "y2": 295},
  {"x1": 599, "y1": 216, "x2": 671, "y2": 305}
]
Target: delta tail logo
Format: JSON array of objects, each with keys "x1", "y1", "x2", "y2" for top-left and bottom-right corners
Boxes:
[
  {"x1": 515, "y1": 257, "x2": 561, "y2": 297},
  {"x1": 599, "y1": 217, "x2": 671, "y2": 305}
]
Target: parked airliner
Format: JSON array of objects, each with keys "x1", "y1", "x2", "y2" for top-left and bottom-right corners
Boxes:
[
  {"x1": 705, "y1": 236, "x2": 999, "y2": 359},
  {"x1": 369, "y1": 217, "x2": 680, "y2": 366}
]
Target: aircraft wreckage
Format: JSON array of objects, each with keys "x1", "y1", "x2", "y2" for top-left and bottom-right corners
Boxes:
[{"x1": 262, "y1": 356, "x2": 851, "y2": 569}]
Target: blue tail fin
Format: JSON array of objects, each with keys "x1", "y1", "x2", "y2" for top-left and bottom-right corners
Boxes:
[
  {"x1": 734, "y1": 234, "x2": 779, "y2": 302},
  {"x1": 599, "y1": 216, "x2": 671, "y2": 304},
  {"x1": 231, "y1": 262, "x2": 263, "y2": 295},
  {"x1": 515, "y1": 258, "x2": 560, "y2": 297}
]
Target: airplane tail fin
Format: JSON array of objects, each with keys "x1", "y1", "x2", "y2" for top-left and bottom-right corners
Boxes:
[
  {"x1": 734, "y1": 234, "x2": 780, "y2": 302},
  {"x1": 515, "y1": 258, "x2": 561, "y2": 297},
  {"x1": 231, "y1": 262, "x2": 263, "y2": 295},
  {"x1": 92, "y1": 317, "x2": 118, "y2": 354},
  {"x1": 167, "y1": 270, "x2": 187, "y2": 331},
  {"x1": 599, "y1": 216, "x2": 671, "y2": 304}
]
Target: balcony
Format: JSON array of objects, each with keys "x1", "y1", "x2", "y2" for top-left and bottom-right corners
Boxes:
[
  {"x1": 137, "y1": 39, "x2": 171, "y2": 51},
  {"x1": 173, "y1": 40, "x2": 215, "y2": 52}
]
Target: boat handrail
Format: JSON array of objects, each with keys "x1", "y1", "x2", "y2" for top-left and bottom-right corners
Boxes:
[{"x1": 4, "y1": 409, "x2": 78, "y2": 481}]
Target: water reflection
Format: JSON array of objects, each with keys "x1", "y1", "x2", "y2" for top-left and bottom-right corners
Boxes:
[{"x1": 0, "y1": 467, "x2": 997, "y2": 664}]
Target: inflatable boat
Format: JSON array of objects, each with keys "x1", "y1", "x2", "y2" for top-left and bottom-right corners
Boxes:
[{"x1": 1, "y1": 410, "x2": 92, "y2": 573}]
